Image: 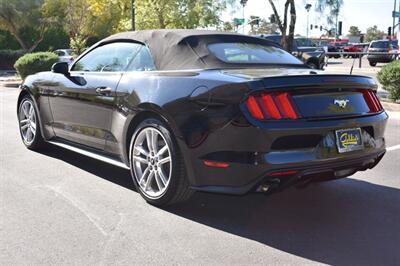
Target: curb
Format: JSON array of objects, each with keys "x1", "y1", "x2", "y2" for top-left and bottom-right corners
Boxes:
[{"x1": 0, "y1": 81, "x2": 21, "y2": 88}]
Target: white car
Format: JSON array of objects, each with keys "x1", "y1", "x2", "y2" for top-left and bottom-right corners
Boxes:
[{"x1": 54, "y1": 49, "x2": 74, "y2": 64}]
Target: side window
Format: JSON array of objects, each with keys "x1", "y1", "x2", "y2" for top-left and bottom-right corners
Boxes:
[
  {"x1": 126, "y1": 46, "x2": 156, "y2": 71},
  {"x1": 55, "y1": 51, "x2": 65, "y2": 56},
  {"x1": 71, "y1": 42, "x2": 155, "y2": 72}
]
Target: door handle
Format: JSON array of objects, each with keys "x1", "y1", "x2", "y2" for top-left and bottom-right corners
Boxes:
[{"x1": 95, "y1": 87, "x2": 112, "y2": 95}]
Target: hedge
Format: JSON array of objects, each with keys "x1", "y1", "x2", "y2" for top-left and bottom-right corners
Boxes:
[
  {"x1": 14, "y1": 52, "x2": 58, "y2": 79},
  {"x1": 0, "y1": 50, "x2": 26, "y2": 70},
  {"x1": 377, "y1": 60, "x2": 400, "y2": 101}
]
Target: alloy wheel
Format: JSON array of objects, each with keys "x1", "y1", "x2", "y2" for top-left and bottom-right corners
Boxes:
[
  {"x1": 19, "y1": 100, "x2": 37, "y2": 145},
  {"x1": 132, "y1": 127, "x2": 172, "y2": 199}
]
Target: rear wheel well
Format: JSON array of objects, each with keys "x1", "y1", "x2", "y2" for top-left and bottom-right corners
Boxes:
[
  {"x1": 125, "y1": 111, "x2": 168, "y2": 161},
  {"x1": 17, "y1": 90, "x2": 30, "y2": 110}
]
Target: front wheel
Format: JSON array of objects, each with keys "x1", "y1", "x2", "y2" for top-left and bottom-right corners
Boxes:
[
  {"x1": 18, "y1": 96, "x2": 45, "y2": 150},
  {"x1": 369, "y1": 61, "x2": 377, "y2": 67},
  {"x1": 129, "y1": 118, "x2": 193, "y2": 206}
]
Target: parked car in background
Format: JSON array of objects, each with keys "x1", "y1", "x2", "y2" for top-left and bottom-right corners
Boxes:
[
  {"x1": 390, "y1": 39, "x2": 399, "y2": 59},
  {"x1": 327, "y1": 45, "x2": 341, "y2": 58},
  {"x1": 54, "y1": 49, "x2": 74, "y2": 64},
  {"x1": 330, "y1": 39, "x2": 349, "y2": 52},
  {"x1": 314, "y1": 40, "x2": 341, "y2": 58},
  {"x1": 258, "y1": 34, "x2": 326, "y2": 69},
  {"x1": 343, "y1": 43, "x2": 364, "y2": 58},
  {"x1": 367, "y1": 40, "x2": 396, "y2": 66}
]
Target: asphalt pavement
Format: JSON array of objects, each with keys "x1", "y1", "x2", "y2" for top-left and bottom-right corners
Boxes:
[{"x1": 1, "y1": 84, "x2": 399, "y2": 265}]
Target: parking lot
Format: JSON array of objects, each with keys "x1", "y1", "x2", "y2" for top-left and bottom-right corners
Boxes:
[{"x1": 1, "y1": 72, "x2": 399, "y2": 264}]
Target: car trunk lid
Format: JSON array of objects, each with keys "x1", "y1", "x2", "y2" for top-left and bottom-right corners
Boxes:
[{"x1": 224, "y1": 69, "x2": 382, "y2": 120}]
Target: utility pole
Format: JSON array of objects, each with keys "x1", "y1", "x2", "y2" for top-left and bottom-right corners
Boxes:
[
  {"x1": 305, "y1": 3, "x2": 312, "y2": 39},
  {"x1": 131, "y1": 0, "x2": 135, "y2": 31},
  {"x1": 240, "y1": 0, "x2": 248, "y2": 34},
  {"x1": 394, "y1": 0, "x2": 397, "y2": 37},
  {"x1": 335, "y1": 0, "x2": 339, "y2": 40}
]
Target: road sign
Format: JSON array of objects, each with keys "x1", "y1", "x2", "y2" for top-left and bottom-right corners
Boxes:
[
  {"x1": 393, "y1": 11, "x2": 400, "y2": 18},
  {"x1": 233, "y1": 18, "x2": 245, "y2": 26}
]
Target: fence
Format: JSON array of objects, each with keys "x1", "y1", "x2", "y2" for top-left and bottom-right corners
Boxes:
[{"x1": 325, "y1": 52, "x2": 399, "y2": 68}]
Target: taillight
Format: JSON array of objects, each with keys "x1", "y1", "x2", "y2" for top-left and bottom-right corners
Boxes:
[
  {"x1": 360, "y1": 90, "x2": 383, "y2": 113},
  {"x1": 245, "y1": 92, "x2": 300, "y2": 120}
]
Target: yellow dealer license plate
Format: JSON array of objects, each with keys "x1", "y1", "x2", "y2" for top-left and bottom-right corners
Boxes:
[{"x1": 335, "y1": 128, "x2": 363, "y2": 153}]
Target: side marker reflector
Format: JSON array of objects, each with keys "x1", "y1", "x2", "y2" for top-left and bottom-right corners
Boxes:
[
  {"x1": 268, "y1": 170, "x2": 299, "y2": 176},
  {"x1": 203, "y1": 160, "x2": 230, "y2": 168}
]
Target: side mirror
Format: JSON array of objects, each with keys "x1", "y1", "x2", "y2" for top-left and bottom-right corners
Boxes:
[{"x1": 51, "y1": 62, "x2": 69, "y2": 76}]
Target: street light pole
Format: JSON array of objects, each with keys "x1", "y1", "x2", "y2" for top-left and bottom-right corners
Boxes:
[
  {"x1": 394, "y1": 0, "x2": 397, "y2": 37},
  {"x1": 335, "y1": 0, "x2": 339, "y2": 39},
  {"x1": 305, "y1": 4, "x2": 312, "y2": 39},
  {"x1": 131, "y1": 0, "x2": 135, "y2": 31},
  {"x1": 240, "y1": 0, "x2": 248, "y2": 34}
]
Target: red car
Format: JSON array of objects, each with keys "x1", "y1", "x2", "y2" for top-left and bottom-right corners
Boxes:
[{"x1": 343, "y1": 44, "x2": 364, "y2": 58}]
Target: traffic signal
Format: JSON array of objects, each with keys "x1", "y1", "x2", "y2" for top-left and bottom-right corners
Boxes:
[
  {"x1": 338, "y1": 21, "x2": 342, "y2": 35},
  {"x1": 310, "y1": 24, "x2": 313, "y2": 30},
  {"x1": 320, "y1": 26, "x2": 323, "y2": 31},
  {"x1": 388, "y1": 27, "x2": 392, "y2": 36}
]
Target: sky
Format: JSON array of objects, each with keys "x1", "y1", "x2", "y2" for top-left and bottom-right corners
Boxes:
[{"x1": 222, "y1": 0, "x2": 400, "y2": 37}]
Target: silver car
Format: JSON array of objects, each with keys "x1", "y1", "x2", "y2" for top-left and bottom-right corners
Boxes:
[{"x1": 54, "y1": 49, "x2": 74, "y2": 64}]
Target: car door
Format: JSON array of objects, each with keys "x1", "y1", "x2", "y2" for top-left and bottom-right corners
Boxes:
[{"x1": 48, "y1": 42, "x2": 144, "y2": 150}]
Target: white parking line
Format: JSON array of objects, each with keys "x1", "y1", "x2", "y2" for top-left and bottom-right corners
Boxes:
[{"x1": 387, "y1": 145, "x2": 400, "y2": 152}]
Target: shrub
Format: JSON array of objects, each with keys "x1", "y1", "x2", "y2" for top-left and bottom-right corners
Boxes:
[
  {"x1": 14, "y1": 52, "x2": 58, "y2": 79},
  {"x1": 377, "y1": 60, "x2": 400, "y2": 101},
  {"x1": 0, "y1": 50, "x2": 26, "y2": 70}
]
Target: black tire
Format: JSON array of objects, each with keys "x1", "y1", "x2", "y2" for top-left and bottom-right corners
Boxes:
[
  {"x1": 17, "y1": 95, "x2": 46, "y2": 150},
  {"x1": 369, "y1": 61, "x2": 377, "y2": 67},
  {"x1": 129, "y1": 118, "x2": 194, "y2": 206},
  {"x1": 307, "y1": 61, "x2": 318, "y2": 69}
]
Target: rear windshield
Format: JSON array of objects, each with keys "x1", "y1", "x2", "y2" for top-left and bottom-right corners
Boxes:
[
  {"x1": 370, "y1": 41, "x2": 389, "y2": 48},
  {"x1": 208, "y1": 42, "x2": 303, "y2": 65}
]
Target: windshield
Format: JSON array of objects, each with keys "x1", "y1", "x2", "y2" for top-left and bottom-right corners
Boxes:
[
  {"x1": 370, "y1": 41, "x2": 389, "y2": 48},
  {"x1": 295, "y1": 38, "x2": 314, "y2": 47},
  {"x1": 208, "y1": 42, "x2": 303, "y2": 65}
]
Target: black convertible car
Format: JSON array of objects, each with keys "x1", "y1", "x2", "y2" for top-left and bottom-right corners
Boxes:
[{"x1": 18, "y1": 30, "x2": 387, "y2": 206}]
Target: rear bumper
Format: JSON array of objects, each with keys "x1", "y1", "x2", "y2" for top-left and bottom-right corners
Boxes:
[
  {"x1": 185, "y1": 111, "x2": 388, "y2": 194},
  {"x1": 367, "y1": 55, "x2": 393, "y2": 62},
  {"x1": 192, "y1": 150, "x2": 385, "y2": 194}
]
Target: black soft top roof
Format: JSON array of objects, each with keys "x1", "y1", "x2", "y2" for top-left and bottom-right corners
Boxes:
[{"x1": 100, "y1": 29, "x2": 280, "y2": 70}]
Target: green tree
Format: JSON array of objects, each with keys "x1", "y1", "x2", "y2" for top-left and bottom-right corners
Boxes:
[
  {"x1": 222, "y1": 21, "x2": 234, "y2": 32},
  {"x1": 0, "y1": 0, "x2": 50, "y2": 51},
  {"x1": 365, "y1": 25, "x2": 385, "y2": 42},
  {"x1": 248, "y1": 18, "x2": 278, "y2": 35},
  {"x1": 315, "y1": 0, "x2": 344, "y2": 28},
  {"x1": 268, "y1": 0, "x2": 296, "y2": 52},
  {"x1": 135, "y1": 0, "x2": 230, "y2": 30},
  {"x1": 348, "y1": 26, "x2": 361, "y2": 36}
]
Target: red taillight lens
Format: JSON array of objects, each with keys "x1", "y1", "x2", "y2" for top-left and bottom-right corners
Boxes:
[
  {"x1": 246, "y1": 95, "x2": 264, "y2": 120},
  {"x1": 360, "y1": 90, "x2": 383, "y2": 113},
  {"x1": 245, "y1": 92, "x2": 300, "y2": 120},
  {"x1": 260, "y1": 94, "x2": 282, "y2": 119},
  {"x1": 275, "y1": 92, "x2": 299, "y2": 119}
]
